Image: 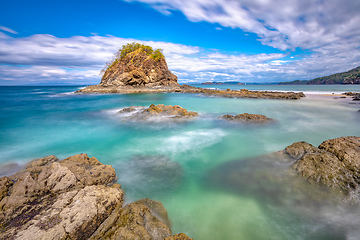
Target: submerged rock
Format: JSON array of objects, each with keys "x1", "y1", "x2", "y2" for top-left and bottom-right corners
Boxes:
[
  {"x1": 208, "y1": 136, "x2": 360, "y2": 204},
  {"x1": 220, "y1": 113, "x2": 273, "y2": 124},
  {"x1": 0, "y1": 154, "x2": 191, "y2": 240},
  {"x1": 118, "y1": 104, "x2": 198, "y2": 121},
  {"x1": 116, "y1": 155, "x2": 183, "y2": 196}
]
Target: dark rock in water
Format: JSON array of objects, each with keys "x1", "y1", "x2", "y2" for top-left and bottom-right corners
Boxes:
[
  {"x1": 220, "y1": 113, "x2": 273, "y2": 124},
  {"x1": 0, "y1": 154, "x2": 190, "y2": 240},
  {"x1": 116, "y1": 155, "x2": 183, "y2": 196},
  {"x1": 118, "y1": 104, "x2": 198, "y2": 122},
  {"x1": 353, "y1": 95, "x2": 360, "y2": 101},
  {"x1": 208, "y1": 136, "x2": 360, "y2": 203}
]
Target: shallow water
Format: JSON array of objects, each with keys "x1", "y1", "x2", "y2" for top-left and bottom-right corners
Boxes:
[{"x1": 1, "y1": 85, "x2": 360, "y2": 239}]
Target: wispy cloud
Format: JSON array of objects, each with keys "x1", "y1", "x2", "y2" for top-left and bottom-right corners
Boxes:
[
  {"x1": 125, "y1": 0, "x2": 360, "y2": 51},
  {"x1": 0, "y1": 26, "x2": 18, "y2": 34}
]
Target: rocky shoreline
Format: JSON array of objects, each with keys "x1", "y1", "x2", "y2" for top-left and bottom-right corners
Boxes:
[
  {"x1": 0, "y1": 154, "x2": 192, "y2": 240},
  {"x1": 77, "y1": 85, "x2": 305, "y2": 100}
]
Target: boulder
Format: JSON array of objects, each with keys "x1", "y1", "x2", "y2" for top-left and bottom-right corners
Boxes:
[
  {"x1": 0, "y1": 154, "x2": 191, "y2": 240},
  {"x1": 221, "y1": 113, "x2": 273, "y2": 124},
  {"x1": 118, "y1": 104, "x2": 198, "y2": 121},
  {"x1": 289, "y1": 137, "x2": 360, "y2": 193}
]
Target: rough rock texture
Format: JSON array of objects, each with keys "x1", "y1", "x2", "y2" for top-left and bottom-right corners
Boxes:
[
  {"x1": 0, "y1": 154, "x2": 191, "y2": 240},
  {"x1": 78, "y1": 84, "x2": 305, "y2": 100},
  {"x1": 288, "y1": 137, "x2": 360, "y2": 193},
  {"x1": 118, "y1": 104, "x2": 198, "y2": 121},
  {"x1": 221, "y1": 113, "x2": 273, "y2": 124},
  {"x1": 208, "y1": 136, "x2": 360, "y2": 204},
  {"x1": 100, "y1": 48, "x2": 178, "y2": 88}
]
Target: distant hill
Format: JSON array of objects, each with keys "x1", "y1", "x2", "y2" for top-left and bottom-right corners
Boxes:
[
  {"x1": 279, "y1": 66, "x2": 360, "y2": 85},
  {"x1": 278, "y1": 80, "x2": 310, "y2": 85}
]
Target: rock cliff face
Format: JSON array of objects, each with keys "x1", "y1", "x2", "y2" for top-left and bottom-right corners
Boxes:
[
  {"x1": 0, "y1": 154, "x2": 192, "y2": 240},
  {"x1": 100, "y1": 48, "x2": 178, "y2": 87}
]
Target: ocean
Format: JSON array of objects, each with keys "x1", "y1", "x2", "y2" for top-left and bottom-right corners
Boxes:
[{"x1": 1, "y1": 85, "x2": 360, "y2": 240}]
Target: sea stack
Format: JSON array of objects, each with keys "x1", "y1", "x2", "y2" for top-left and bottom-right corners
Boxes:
[{"x1": 100, "y1": 43, "x2": 178, "y2": 87}]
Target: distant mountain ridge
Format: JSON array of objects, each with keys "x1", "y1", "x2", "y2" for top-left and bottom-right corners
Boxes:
[{"x1": 279, "y1": 66, "x2": 360, "y2": 85}]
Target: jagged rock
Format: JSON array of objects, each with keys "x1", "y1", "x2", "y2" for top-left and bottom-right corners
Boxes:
[
  {"x1": 118, "y1": 104, "x2": 198, "y2": 121},
  {"x1": 208, "y1": 136, "x2": 360, "y2": 205},
  {"x1": 99, "y1": 47, "x2": 178, "y2": 88},
  {"x1": 0, "y1": 154, "x2": 191, "y2": 240},
  {"x1": 221, "y1": 113, "x2": 273, "y2": 124},
  {"x1": 288, "y1": 137, "x2": 360, "y2": 193}
]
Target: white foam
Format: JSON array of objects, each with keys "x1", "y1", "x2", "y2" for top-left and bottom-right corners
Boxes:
[{"x1": 156, "y1": 129, "x2": 227, "y2": 155}]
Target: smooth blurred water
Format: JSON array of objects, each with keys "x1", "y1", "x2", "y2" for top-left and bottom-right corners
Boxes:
[{"x1": 1, "y1": 85, "x2": 360, "y2": 240}]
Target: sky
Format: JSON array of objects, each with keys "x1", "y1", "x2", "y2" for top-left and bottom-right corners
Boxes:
[{"x1": 1, "y1": 0, "x2": 360, "y2": 85}]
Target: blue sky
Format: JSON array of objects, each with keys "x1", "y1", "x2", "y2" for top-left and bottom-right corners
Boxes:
[{"x1": 1, "y1": 0, "x2": 360, "y2": 85}]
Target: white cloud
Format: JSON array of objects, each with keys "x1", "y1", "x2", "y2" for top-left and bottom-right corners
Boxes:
[
  {"x1": 0, "y1": 26, "x2": 18, "y2": 34},
  {"x1": 125, "y1": 0, "x2": 360, "y2": 51},
  {"x1": 1, "y1": 32, "x2": 360, "y2": 84}
]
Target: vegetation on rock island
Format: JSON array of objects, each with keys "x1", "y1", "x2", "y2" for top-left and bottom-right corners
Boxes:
[{"x1": 101, "y1": 42, "x2": 164, "y2": 75}]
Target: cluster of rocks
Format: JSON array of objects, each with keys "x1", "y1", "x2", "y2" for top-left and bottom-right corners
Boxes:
[
  {"x1": 117, "y1": 104, "x2": 275, "y2": 125},
  {"x1": 344, "y1": 92, "x2": 360, "y2": 101},
  {"x1": 118, "y1": 104, "x2": 198, "y2": 121},
  {"x1": 220, "y1": 113, "x2": 273, "y2": 124},
  {"x1": 78, "y1": 85, "x2": 305, "y2": 100},
  {"x1": 0, "y1": 154, "x2": 192, "y2": 240},
  {"x1": 209, "y1": 136, "x2": 360, "y2": 203}
]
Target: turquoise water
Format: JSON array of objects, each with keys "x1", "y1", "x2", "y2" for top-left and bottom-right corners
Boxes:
[{"x1": 1, "y1": 85, "x2": 360, "y2": 239}]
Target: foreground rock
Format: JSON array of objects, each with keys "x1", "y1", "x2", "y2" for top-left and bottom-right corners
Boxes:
[
  {"x1": 221, "y1": 113, "x2": 273, "y2": 124},
  {"x1": 208, "y1": 136, "x2": 360, "y2": 204},
  {"x1": 118, "y1": 104, "x2": 198, "y2": 121},
  {"x1": 0, "y1": 154, "x2": 191, "y2": 240}
]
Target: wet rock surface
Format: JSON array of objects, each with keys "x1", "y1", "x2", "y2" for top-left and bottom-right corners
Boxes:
[
  {"x1": 207, "y1": 136, "x2": 360, "y2": 239},
  {"x1": 0, "y1": 154, "x2": 191, "y2": 240},
  {"x1": 78, "y1": 84, "x2": 305, "y2": 100},
  {"x1": 208, "y1": 136, "x2": 360, "y2": 202},
  {"x1": 220, "y1": 113, "x2": 273, "y2": 124},
  {"x1": 118, "y1": 104, "x2": 198, "y2": 121}
]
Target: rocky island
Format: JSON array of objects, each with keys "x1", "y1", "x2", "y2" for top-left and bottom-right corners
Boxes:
[
  {"x1": 77, "y1": 43, "x2": 304, "y2": 100},
  {"x1": 0, "y1": 154, "x2": 192, "y2": 240}
]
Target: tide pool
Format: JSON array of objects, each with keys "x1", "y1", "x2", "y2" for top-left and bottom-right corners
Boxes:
[{"x1": 1, "y1": 85, "x2": 360, "y2": 240}]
